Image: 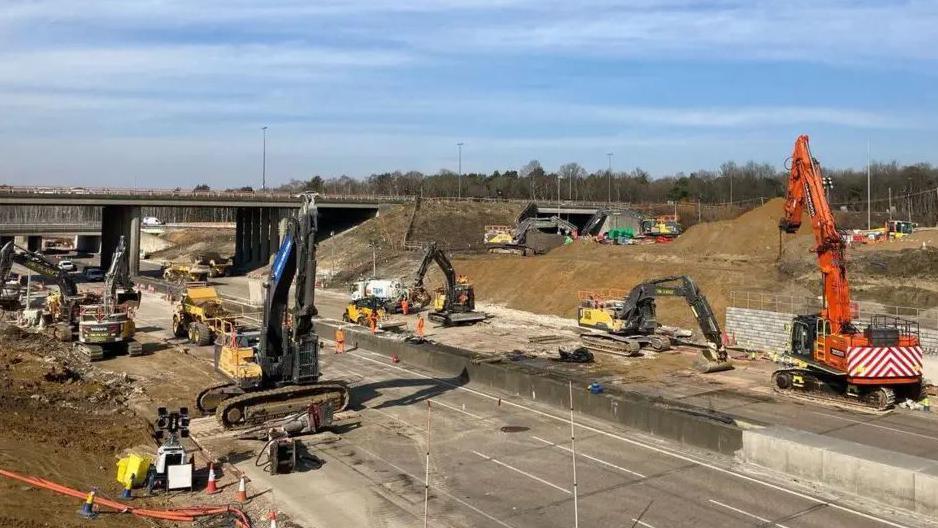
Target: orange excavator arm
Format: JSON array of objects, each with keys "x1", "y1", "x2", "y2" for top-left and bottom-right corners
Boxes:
[{"x1": 779, "y1": 135, "x2": 853, "y2": 334}]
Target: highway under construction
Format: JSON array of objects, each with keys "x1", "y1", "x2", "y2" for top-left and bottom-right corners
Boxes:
[{"x1": 1, "y1": 137, "x2": 937, "y2": 528}]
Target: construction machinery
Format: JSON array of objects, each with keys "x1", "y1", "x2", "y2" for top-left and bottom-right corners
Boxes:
[
  {"x1": 0, "y1": 242, "x2": 21, "y2": 310},
  {"x1": 484, "y1": 216, "x2": 578, "y2": 256},
  {"x1": 775, "y1": 135, "x2": 923, "y2": 410},
  {"x1": 0, "y1": 240, "x2": 91, "y2": 338},
  {"x1": 343, "y1": 297, "x2": 406, "y2": 331},
  {"x1": 162, "y1": 261, "x2": 211, "y2": 283},
  {"x1": 349, "y1": 277, "x2": 408, "y2": 312},
  {"x1": 75, "y1": 236, "x2": 142, "y2": 360},
  {"x1": 577, "y1": 275, "x2": 732, "y2": 372},
  {"x1": 192, "y1": 253, "x2": 233, "y2": 278},
  {"x1": 410, "y1": 241, "x2": 485, "y2": 325},
  {"x1": 195, "y1": 193, "x2": 349, "y2": 430},
  {"x1": 172, "y1": 283, "x2": 238, "y2": 345}
]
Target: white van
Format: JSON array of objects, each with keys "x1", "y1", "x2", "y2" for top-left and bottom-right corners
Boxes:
[{"x1": 142, "y1": 216, "x2": 164, "y2": 227}]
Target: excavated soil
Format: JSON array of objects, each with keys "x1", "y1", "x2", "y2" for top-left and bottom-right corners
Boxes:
[
  {"x1": 454, "y1": 198, "x2": 938, "y2": 330},
  {"x1": 148, "y1": 228, "x2": 235, "y2": 263},
  {"x1": 0, "y1": 325, "x2": 155, "y2": 528}
]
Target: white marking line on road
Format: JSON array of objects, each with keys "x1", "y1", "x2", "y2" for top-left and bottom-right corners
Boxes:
[
  {"x1": 708, "y1": 499, "x2": 792, "y2": 528},
  {"x1": 349, "y1": 349, "x2": 914, "y2": 528},
  {"x1": 809, "y1": 410, "x2": 938, "y2": 441},
  {"x1": 471, "y1": 451, "x2": 571, "y2": 494},
  {"x1": 339, "y1": 443, "x2": 518, "y2": 528},
  {"x1": 532, "y1": 436, "x2": 645, "y2": 478},
  {"x1": 630, "y1": 519, "x2": 656, "y2": 528}
]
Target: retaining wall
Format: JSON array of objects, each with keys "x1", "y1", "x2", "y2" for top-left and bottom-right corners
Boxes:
[
  {"x1": 313, "y1": 319, "x2": 743, "y2": 455},
  {"x1": 741, "y1": 426, "x2": 938, "y2": 517}
]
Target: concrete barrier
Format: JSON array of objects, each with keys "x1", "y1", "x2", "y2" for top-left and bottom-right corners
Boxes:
[
  {"x1": 314, "y1": 319, "x2": 743, "y2": 455},
  {"x1": 741, "y1": 426, "x2": 938, "y2": 516}
]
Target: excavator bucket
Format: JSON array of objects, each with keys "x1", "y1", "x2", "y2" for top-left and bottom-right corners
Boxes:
[{"x1": 693, "y1": 345, "x2": 733, "y2": 374}]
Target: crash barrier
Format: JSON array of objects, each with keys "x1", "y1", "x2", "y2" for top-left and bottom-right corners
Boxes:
[
  {"x1": 740, "y1": 426, "x2": 938, "y2": 517},
  {"x1": 314, "y1": 319, "x2": 742, "y2": 455}
]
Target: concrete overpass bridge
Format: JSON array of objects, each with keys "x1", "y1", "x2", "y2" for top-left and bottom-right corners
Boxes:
[{"x1": 1, "y1": 186, "x2": 629, "y2": 273}]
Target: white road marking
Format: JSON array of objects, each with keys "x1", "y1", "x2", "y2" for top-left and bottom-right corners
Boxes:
[
  {"x1": 809, "y1": 410, "x2": 938, "y2": 441},
  {"x1": 335, "y1": 443, "x2": 519, "y2": 528},
  {"x1": 532, "y1": 436, "x2": 645, "y2": 478},
  {"x1": 708, "y1": 499, "x2": 792, "y2": 528},
  {"x1": 348, "y1": 349, "x2": 915, "y2": 528},
  {"x1": 471, "y1": 450, "x2": 571, "y2": 494}
]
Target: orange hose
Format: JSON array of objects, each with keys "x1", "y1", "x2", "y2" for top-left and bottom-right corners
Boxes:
[{"x1": 0, "y1": 469, "x2": 252, "y2": 527}]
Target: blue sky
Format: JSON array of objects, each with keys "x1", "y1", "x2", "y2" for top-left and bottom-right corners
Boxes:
[{"x1": 1, "y1": 0, "x2": 936, "y2": 188}]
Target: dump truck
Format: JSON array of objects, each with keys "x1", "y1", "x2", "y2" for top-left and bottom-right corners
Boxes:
[{"x1": 172, "y1": 283, "x2": 238, "y2": 345}]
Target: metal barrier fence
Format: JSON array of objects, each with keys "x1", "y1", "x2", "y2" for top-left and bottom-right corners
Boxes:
[{"x1": 729, "y1": 291, "x2": 938, "y2": 330}]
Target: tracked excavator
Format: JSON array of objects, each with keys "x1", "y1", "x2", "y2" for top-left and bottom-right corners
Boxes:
[
  {"x1": 0, "y1": 241, "x2": 91, "y2": 338},
  {"x1": 0, "y1": 242, "x2": 20, "y2": 310},
  {"x1": 775, "y1": 135, "x2": 923, "y2": 410},
  {"x1": 74, "y1": 236, "x2": 142, "y2": 360},
  {"x1": 577, "y1": 275, "x2": 732, "y2": 372},
  {"x1": 409, "y1": 241, "x2": 485, "y2": 325},
  {"x1": 196, "y1": 193, "x2": 350, "y2": 429}
]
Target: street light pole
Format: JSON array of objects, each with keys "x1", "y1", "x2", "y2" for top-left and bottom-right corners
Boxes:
[
  {"x1": 867, "y1": 138, "x2": 871, "y2": 230},
  {"x1": 262, "y1": 126, "x2": 268, "y2": 191},
  {"x1": 457, "y1": 142, "x2": 464, "y2": 199},
  {"x1": 606, "y1": 153, "x2": 613, "y2": 205}
]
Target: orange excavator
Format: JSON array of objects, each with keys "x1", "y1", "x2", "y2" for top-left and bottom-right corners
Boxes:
[{"x1": 775, "y1": 135, "x2": 924, "y2": 410}]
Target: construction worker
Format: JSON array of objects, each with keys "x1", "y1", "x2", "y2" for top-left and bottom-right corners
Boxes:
[
  {"x1": 335, "y1": 326, "x2": 346, "y2": 354},
  {"x1": 401, "y1": 297, "x2": 409, "y2": 316},
  {"x1": 416, "y1": 313, "x2": 425, "y2": 338},
  {"x1": 922, "y1": 395, "x2": 931, "y2": 412},
  {"x1": 369, "y1": 310, "x2": 378, "y2": 334}
]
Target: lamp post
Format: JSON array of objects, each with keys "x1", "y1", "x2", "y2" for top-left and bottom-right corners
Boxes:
[
  {"x1": 457, "y1": 142, "x2": 464, "y2": 199},
  {"x1": 261, "y1": 126, "x2": 268, "y2": 191},
  {"x1": 606, "y1": 153, "x2": 613, "y2": 204}
]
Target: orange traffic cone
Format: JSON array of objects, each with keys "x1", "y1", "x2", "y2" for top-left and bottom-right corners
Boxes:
[
  {"x1": 268, "y1": 511, "x2": 279, "y2": 528},
  {"x1": 390, "y1": 352, "x2": 400, "y2": 364},
  {"x1": 205, "y1": 463, "x2": 219, "y2": 494},
  {"x1": 235, "y1": 476, "x2": 247, "y2": 502}
]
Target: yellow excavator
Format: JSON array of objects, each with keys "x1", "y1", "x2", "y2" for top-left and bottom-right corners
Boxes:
[
  {"x1": 196, "y1": 193, "x2": 349, "y2": 431},
  {"x1": 409, "y1": 241, "x2": 485, "y2": 325},
  {"x1": 577, "y1": 275, "x2": 732, "y2": 373}
]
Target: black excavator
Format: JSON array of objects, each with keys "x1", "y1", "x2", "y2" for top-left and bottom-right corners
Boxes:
[
  {"x1": 577, "y1": 275, "x2": 732, "y2": 373},
  {"x1": 409, "y1": 241, "x2": 486, "y2": 326},
  {"x1": 196, "y1": 193, "x2": 350, "y2": 430},
  {"x1": 0, "y1": 241, "x2": 87, "y2": 336},
  {"x1": 74, "y1": 236, "x2": 142, "y2": 360}
]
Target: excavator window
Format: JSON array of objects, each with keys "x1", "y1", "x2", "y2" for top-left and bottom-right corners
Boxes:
[{"x1": 791, "y1": 321, "x2": 812, "y2": 357}]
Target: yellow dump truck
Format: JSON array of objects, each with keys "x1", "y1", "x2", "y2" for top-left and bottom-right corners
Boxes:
[{"x1": 172, "y1": 284, "x2": 238, "y2": 345}]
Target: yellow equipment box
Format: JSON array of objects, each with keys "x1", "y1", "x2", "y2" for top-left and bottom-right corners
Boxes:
[{"x1": 116, "y1": 454, "x2": 152, "y2": 488}]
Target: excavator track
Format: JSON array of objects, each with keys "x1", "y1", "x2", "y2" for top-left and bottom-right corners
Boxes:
[
  {"x1": 579, "y1": 333, "x2": 671, "y2": 357},
  {"x1": 196, "y1": 382, "x2": 238, "y2": 414},
  {"x1": 215, "y1": 382, "x2": 350, "y2": 429},
  {"x1": 771, "y1": 369, "x2": 896, "y2": 414}
]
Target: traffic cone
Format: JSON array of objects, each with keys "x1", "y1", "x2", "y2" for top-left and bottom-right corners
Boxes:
[
  {"x1": 268, "y1": 511, "x2": 279, "y2": 528},
  {"x1": 78, "y1": 488, "x2": 97, "y2": 519},
  {"x1": 390, "y1": 352, "x2": 400, "y2": 364},
  {"x1": 120, "y1": 474, "x2": 134, "y2": 499},
  {"x1": 205, "y1": 463, "x2": 219, "y2": 495},
  {"x1": 235, "y1": 476, "x2": 247, "y2": 502}
]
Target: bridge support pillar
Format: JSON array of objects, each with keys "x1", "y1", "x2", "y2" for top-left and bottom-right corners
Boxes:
[
  {"x1": 259, "y1": 207, "x2": 271, "y2": 267},
  {"x1": 15, "y1": 236, "x2": 42, "y2": 252},
  {"x1": 75, "y1": 235, "x2": 102, "y2": 254},
  {"x1": 101, "y1": 205, "x2": 140, "y2": 275}
]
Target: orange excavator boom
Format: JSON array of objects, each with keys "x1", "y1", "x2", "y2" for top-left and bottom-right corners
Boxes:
[{"x1": 779, "y1": 135, "x2": 852, "y2": 334}]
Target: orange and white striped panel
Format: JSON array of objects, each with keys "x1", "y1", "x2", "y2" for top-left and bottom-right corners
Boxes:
[{"x1": 847, "y1": 346, "x2": 924, "y2": 378}]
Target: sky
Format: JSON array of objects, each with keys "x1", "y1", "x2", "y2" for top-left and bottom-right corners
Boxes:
[{"x1": 1, "y1": 0, "x2": 936, "y2": 188}]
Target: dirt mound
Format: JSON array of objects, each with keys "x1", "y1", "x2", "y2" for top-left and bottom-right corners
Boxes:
[
  {"x1": 317, "y1": 201, "x2": 523, "y2": 285},
  {"x1": 148, "y1": 228, "x2": 235, "y2": 263},
  {"x1": 0, "y1": 325, "x2": 153, "y2": 527},
  {"x1": 669, "y1": 197, "x2": 811, "y2": 259}
]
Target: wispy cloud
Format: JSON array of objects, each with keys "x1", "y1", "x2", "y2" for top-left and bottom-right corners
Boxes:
[{"x1": 0, "y1": 0, "x2": 934, "y2": 185}]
